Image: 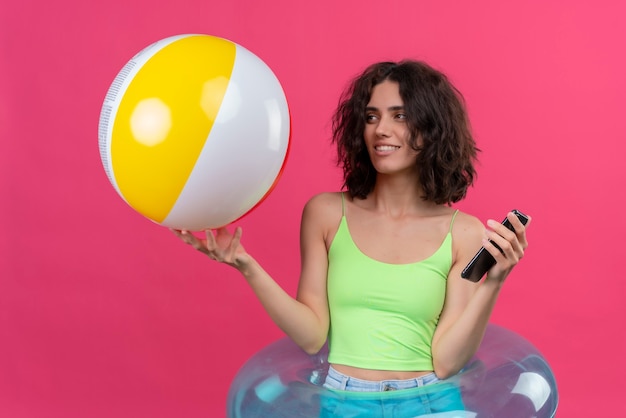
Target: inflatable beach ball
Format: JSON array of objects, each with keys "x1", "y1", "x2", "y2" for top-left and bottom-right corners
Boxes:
[{"x1": 98, "y1": 34, "x2": 290, "y2": 230}]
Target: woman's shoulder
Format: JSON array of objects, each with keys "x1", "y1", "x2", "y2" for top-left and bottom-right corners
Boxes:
[
  {"x1": 302, "y1": 192, "x2": 344, "y2": 228},
  {"x1": 450, "y1": 209, "x2": 485, "y2": 244},
  {"x1": 451, "y1": 209, "x2": 483, "y2": 228},
  {"x1": 303, "y1": 191, "x2": 344, "y2": 212},
  {"x1": 300, "y1": 192, "x2": 345, "y2": 247}
]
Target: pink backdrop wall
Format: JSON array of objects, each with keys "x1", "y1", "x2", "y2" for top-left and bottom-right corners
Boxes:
[{"x1": 2, "y1": 1, "x2": 625, "y2": 416}]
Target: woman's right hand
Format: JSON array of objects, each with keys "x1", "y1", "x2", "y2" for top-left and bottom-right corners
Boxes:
[{"x1": 170, "y1": 227, "x2": 251, "y2": 271}]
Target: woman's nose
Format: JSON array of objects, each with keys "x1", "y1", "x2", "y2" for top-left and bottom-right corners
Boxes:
[{"x1": 375, "y1": 116, "x2": 391, "y2": 137}]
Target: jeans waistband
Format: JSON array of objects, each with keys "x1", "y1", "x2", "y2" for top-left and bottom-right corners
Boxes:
[{"x1": 323, "y1": 365, "x2": 439, "y2": 392}]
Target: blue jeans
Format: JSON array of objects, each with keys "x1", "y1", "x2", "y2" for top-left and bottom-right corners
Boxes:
[
  {"x1": 319, "y1": 366, "x2": 465, "y2": 417},
  {"x1": 323, "y1": 366, "x2": 440, "y2": 391}
]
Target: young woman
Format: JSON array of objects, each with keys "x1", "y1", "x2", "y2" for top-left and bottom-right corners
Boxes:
[{"x1": 172, "y1": 60, "x2": 529, "y2": 414}]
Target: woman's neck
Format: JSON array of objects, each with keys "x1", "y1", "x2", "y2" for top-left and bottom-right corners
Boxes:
[{"x1": 366, "y1": 176, "x2": 439, "y2": 217}]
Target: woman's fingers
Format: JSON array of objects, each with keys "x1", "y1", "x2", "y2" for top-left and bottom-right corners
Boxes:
[
  {"x1": 171, "y1": 228, "x2": 196, "y2": 246},
  {"x1": 226, "y1": 227, "x2": 243, "y2": 262},
  {"x1": 202, "y1": 227, "x2": 240, "y2": 263},
  {"x1": 509, "y1": 212, "x2": 531, "y2": 251},
  {"x1": 205, "y1": 228, "x2": 218, "y2": 252},
  {"x1": 172, "y1": 226, "x2": 245, "y2": 266},
  {"x1": 482, "y1": 212, "x2": 532, "y2": 279}
]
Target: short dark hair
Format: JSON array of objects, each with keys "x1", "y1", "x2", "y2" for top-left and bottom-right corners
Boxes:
[{"x1": 332, "y1": 60, "x2": 479, "y2": 204}]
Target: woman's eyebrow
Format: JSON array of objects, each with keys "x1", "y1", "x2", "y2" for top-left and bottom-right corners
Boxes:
[{"x1": 365, "y1": 105, "x2": 405, "y2": 112}]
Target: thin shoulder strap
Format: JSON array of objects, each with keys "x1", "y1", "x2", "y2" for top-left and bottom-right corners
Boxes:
[{"x1": 449, "y1": 209, "x2": 459, "y2": 233}]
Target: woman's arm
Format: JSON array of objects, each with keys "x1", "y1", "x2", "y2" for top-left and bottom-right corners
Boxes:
[
  {"x1": 171, "y1": 193, "x2": 336, "y2": 355},
  {"x1": 431, "y1": 212, "x2": 531, "y2": 378}
]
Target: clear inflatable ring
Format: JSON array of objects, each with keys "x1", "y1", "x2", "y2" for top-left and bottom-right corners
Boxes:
[{"x1": 227, "y1": 324, "x2": 558, "y2": 417}]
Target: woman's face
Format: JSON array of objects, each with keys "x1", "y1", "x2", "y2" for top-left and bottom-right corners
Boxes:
[{"x1": 363, "y1": 80, "x2": 418, "y2": 176}]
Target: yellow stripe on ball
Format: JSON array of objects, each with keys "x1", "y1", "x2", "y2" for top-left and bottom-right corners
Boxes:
[{"x1": 111, "y1": 35, "x2": 236, "y2": 223}]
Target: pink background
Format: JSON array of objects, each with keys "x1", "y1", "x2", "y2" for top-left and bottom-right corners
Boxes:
[{"x1": 2, "y1": 1, "x2": 625, "y2": 416}]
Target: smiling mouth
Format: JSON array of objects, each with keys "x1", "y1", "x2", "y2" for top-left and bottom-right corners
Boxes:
[{"x1": 375, "y1": 145, "x2": 400, "y2": 152}]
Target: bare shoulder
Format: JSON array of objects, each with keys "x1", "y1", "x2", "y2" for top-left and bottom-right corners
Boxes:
[
  {"x1": 451, "y1": 210, "x2": 485, "y2": 255},
  {"x1": 452, "y1": 210, "x2": 484, "y2": 235},
  {"x1": 301, "y1": 192, "x2": 344, "y2": 240},
  {"x1": 303, "y1": 192, "x2": 343, "y2": 220}
]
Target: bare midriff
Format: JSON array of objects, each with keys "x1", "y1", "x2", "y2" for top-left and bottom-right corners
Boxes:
[{"x1": 331, "y1": 363, "x2": 434, "y2": 381}]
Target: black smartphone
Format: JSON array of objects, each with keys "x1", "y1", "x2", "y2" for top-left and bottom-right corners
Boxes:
[{"x1": 460, "y1": 209, "x2": 530, "y2": 282}]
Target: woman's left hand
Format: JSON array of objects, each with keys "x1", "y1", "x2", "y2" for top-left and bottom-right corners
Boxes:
[{"x1": 482, "y1": 212, "x2": 531, "y2": 283}]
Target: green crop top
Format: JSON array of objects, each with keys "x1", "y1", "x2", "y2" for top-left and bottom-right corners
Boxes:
[{"x1": 326, "y1": 196, "x2": 457, "y2": 371}]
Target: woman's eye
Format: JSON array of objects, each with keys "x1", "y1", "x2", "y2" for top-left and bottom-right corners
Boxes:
[
  {"x1": 365, "y1": 114, "x2": 378, "y2": 122},
  {"x1": 395, "y1": 113, "x2": 407, "y2": 120}
]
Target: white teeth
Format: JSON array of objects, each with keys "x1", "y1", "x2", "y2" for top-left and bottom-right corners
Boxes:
[{"x1": 375, "y1": 145, "x2": 399, "y2": 151}]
